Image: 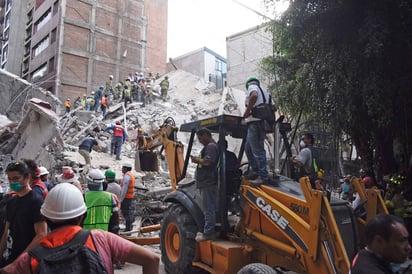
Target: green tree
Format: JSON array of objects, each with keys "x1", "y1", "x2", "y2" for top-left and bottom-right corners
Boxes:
[{"x1": 264, "y1": 0, "x2": 412, "y2": 179}]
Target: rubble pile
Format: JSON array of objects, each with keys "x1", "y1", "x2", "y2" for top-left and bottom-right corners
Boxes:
[{"x1": 0, "y1": 69, "x2": 243, "y2": 193}]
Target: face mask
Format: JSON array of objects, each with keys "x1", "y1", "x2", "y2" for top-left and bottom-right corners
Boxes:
[
  {"x1": 390, "y1": 262, "x2": 401, "y2": 273},
  {"x1": 9, "y1": 182, "x2": 23, "y2": 192},
  {"x1": 299, "y1": 140, "x2": 305, "y2": 148}
]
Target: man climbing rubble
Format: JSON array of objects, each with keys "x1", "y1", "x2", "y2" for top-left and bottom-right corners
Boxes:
[
  {"x1": 105, "y1": 120, "x2": 127, "y2": 161},
  {"x1": 78, "y1": 134, "x2": 101, "y2": 167}
]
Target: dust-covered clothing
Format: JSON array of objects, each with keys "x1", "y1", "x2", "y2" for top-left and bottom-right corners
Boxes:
[{"x1": 195, "y1": 141, "x2": 219, "y2": 189}]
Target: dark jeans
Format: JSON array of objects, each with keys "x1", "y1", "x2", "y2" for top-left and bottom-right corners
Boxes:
[
  {"x1": 245, "y1": 121, "x2": 268, "y2": 179},
  {"x1": 121, "y1": 198, "x2": 135, "y2": 231},
  {"x1": 200, "y1": 185, "x2": 217, "y2": 235}
]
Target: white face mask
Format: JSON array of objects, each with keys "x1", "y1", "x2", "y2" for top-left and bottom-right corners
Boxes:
[{"x1": 299, "y1": 140, "x2": 305, "y2": 148}]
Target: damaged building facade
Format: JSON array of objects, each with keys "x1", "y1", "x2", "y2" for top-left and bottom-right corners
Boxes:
[{"x1": 0, "y1": 0, "x2": 168, "y2": 101}]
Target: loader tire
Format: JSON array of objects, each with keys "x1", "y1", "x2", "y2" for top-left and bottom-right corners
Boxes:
[
  {"x1": 161, "y1": 204, "x2": 202, "y2": 274},
  {"x1": 238, "y1": 263, "x2": 277, "y2": 274}
]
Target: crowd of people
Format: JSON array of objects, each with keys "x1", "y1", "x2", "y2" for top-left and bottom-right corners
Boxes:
[
  {"x1": 0, "y1": 159, "x2": 158, "y2": 273},
  {"x1": 64, "y1": 72, "x2": 170, "y2": 119}
]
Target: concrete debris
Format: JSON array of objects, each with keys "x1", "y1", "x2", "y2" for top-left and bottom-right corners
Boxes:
[{"x1": 0, "y1": 69, "x2": 244, "y2": 202}]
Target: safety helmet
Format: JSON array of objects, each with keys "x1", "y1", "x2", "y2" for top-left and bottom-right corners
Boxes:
[
  {"x1": 91, "y1": 91, "x2": 95, "y2": 95},
  {"x1": 87, "y1": 169, "x2": 105, "y2": 185},
  {"x1": 99, "y1": 85, "x2": 105, "y2": 90},
  {"x1": 109, "y1": 75, "x2": 113, "y2": 79},
  {"x1": 122, "y1": 162, "x2": 133, "y2": 168},
  {"x1": 39, "y1": 166, "x2": 49, "y2": 176},
  {"x1": 67, "y1": 98, "x2": 71, "y2": 101},
  {"x1": 137, "y1": 128, "x2": 143, "y2": 134},
  {"x1": 104, "y1": 169, "x2": 116, "y2": 179},
  {"x1": 41, "y1": 183, "x2": 87, "y2": 221},
  {"x1": 58, "y1": 169, "x2": 77, "y2": 184},
  {"x1": 362, "y1": 176, "x2": 373, "y2": 187},
  {"x1": 245, "y1": 77, "x2": 260, "y2": 89}
]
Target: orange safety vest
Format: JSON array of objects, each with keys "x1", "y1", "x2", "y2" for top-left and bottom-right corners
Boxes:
[
  {"x1": 113, "y1": 125, "x2": 124, "y2": 137},
  {"x1": 64, "y1": 100, "x2": 71, "y2": 108},
  {"x1": 30, "y1": 226, "x2": 96, "y2": 272},
  {"x1": 101, "y1": 97, "x2": 108, "y2": 108},
  {"x1": 122, "y1": 171, "x2": 135, "y2": 199}
]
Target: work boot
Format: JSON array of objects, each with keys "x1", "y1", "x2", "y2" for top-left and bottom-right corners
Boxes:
[
  {"x1": 244, "y1": 172, "x2": 259, "y2": 180},
  {"x1": 195, "y1": 232, "x2": 216, "y2": 242}
]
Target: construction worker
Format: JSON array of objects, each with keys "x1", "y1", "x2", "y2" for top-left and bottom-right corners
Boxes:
[
  {"x1": 105, "y1": 121, "x2": 127, "y2": 161},
  {"x1": 83, "y1": 169, "x2": 119, "y2": 234},
  {"x1": 64, "y1": 98, "x2": 71, "y2": 113},
  {"x1": 105, "y1": 75, "x2": 114, "y2": 95},
  {"x1": 94, "y1": 85, "x2": 104, "y2": 112},
  {"x1": 86, "y1": 92, "x2": 95, "y2": 111},
  {"x1": 80, "y1": 94, "x2": 87, "y2": 109},
  {"x1": 120, "y1": 162, "x2": 135, "y2": 232},
  {"x1": 0, "y1": 183, "x2": 159, "y2": 273},
  {"x1": 124, "y1": 83, "x2": 132, "y2": 107}
]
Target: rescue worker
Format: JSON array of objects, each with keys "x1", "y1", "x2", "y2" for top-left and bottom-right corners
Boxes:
[
  {"x1": 83, "y1": 169, "x2": 119, "y2": 234},
  {"x1": 0, "y1": 183, "x2": 159, "y2": 273},
  {"x1": 100, "y1": 94, "x2": 109, "y2": 120},
  {"x1": 38, "y1": 166, "x2": 53, "y2": 191},
  {"x1": 135, "y1": 127, "x2": 146, "y2": 172},
  {"x1": 291, "y1": 133, "x2": 319, "y2": 188},
  {"x1": 80, "y1": 94, "x2": 87, "y2": 109},
  {"x1": 104, "y1": 169, "x2": 121, "y2": 199},
  {"x1": 105, "y1": 121, "x2": 127, "y2": 161},
  {"x1": 64, "y1": 98, "x2": 71, "y2": 113},
  {"x1": 78, "y1": 135, "x2": 100, "y2": 166},
  {"x1": 105, "y1": 75, "x2": 114, "y2": 95},
  {"x1": 73, "y1": 96, "x2": 81, "y2": 109},
  {"x1": 120, "y1": 162, "x2": 135, "y2": 232},
  {"x1": 23, "y1": 159, "x2": 48, "y2": 201},
  {"x1": 159, "y1": 76, "x2": 169, "y2": 100},
  {"x1": 94, "y1": 85, "x2": 104, "y2": 112},
  {"x1": 124, "y1": 83, "x2": 132, "y2": 107},
  {"x1": 85, "y1": 92, "x2": 95, "y2": 111},
  {"x1": 57, "y1": 168, "x2": 83, "y2": 193}
]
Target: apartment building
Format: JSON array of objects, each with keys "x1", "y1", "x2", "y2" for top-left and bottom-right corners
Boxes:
[{"x1": 1, "y1": 0, "x2": 167, "y2": 100}]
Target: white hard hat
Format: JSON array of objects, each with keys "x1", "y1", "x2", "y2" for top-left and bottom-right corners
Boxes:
[
  {"x1": 41, "y1": 183, "x2": 87, "y2": 221},
  {"x1": 87, "y1": 169, "x2": 105, "y2": 185},
  {"x1": 122, "y1": 162, "x2": 133, "y2": 168},
  {"x1": 109, "y1": 75, "x2": 113, "y2": 79},
  {"x1": 39, "y1": 166, "x2": 49, "y2": 176}
]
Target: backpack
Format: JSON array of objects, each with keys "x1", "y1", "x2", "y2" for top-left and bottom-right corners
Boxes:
[
  {"x1": 29, "y1": 230, "x2": 108, "y2": 274},
  {"x1": 251, "y1": 86, "x2": 276, "y2": 125}
]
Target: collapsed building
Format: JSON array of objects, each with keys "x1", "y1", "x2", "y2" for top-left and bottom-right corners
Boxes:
[{"x1": 0, "y1": 69, "x2": 244, "y2": 194}]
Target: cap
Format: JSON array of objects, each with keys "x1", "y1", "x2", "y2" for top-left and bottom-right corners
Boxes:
[
  {"x1": 115, "y1": 120, "x2": 121, "y2": 125},
  {"x1": 58, "y1": 169, "x2": 77, "y2": 184},
  {"x1": 41, "y1": 183, "x2": 87, "y2": 221}
]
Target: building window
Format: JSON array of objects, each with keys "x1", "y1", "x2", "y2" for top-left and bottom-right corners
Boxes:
[
  {"x1": 53, "y1": 1, "x2": 59, "y2": 15},
  {"x1": 48, "y1": 57, "x2": 55, "y2": 72},
  {"x1": 50, "y1": 28, "x2": 57, "y2": 43},
  {"x1": 32, "y1": 63, "x2": 48, "y2": 82},
  {"x1": 35, "y1": 9, "x2": 51, "y2": 33},
  {"x1": 32, "y1": 36, "x2": 50, "y2": 57},
  {"x1": 215, "y1": 60, "x2": 222, "y2": 72}
]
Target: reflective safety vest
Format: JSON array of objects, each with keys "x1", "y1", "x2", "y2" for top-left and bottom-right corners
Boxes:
[
  {"x1": 123, "y1": 171, "x2": 135, "y2": 199},
  {"x1": 113, "y1": 125, "x2": 124, "y2": 137},
  {"x1": 83, "y1": 191, "x2": 113, "y2": 231}
]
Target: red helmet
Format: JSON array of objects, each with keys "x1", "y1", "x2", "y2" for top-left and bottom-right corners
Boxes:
[
  {"x1": 362, "y1": 176, "x2": 373, "y2": 187},
  {"x1": 58, "y1": 169, "x2": 77, "y2": 183}
]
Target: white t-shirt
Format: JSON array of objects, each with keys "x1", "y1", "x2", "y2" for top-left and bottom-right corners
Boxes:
[
  {"x1": 244, "y1": 83, "x2": 271, "y2": 123},
  {"x1": 296, "y1": 147, "x2": 313, "y2": 174}
]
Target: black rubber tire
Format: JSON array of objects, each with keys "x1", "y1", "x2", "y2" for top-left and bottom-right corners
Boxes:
[
  {"x1": 237, "y1": 263, "x2": 278, "y2": 274},
  {"x1": 160, "y1": 203, "x2": 201, "y2": 274}
]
